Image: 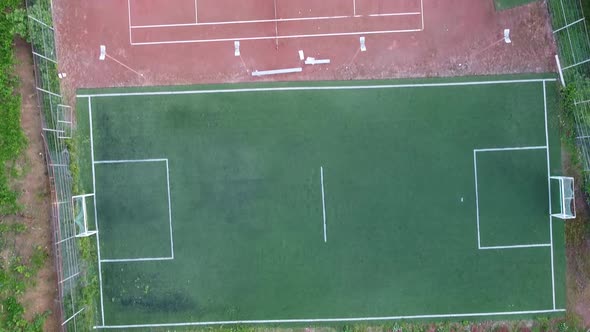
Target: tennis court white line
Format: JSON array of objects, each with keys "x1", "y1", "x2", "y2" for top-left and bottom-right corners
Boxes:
[
  {"x1": 543, "y1": 81, "x2": 556, "y2": 310},
  {"x1": 94, "y1": 158, "x2": 168, "y2": 164},
  {"x1": 420, "y1": 0, "x2": 424, "y2": 30},
  {"x1": 127, "y1": 0, "x2": 133, "y2": 44},
  {"x1": 101, "y1": 257, "x2": 174, "y2": 263},
  {"x1": 320, "y1": 166, "x2": 327, "y2": 243},
  {"x1": 93, "y1": 308, "x2": 565, "y2": 329},
  {"x1": 129, "y1": 28, "x2": 422, "y2": 45},
  {"x1": 77, "y1": 78, "x2": 557, "y2": 98},
  {"x1": 88, "y1": 97, "x2": 106, "y2": 325},
  {"x1": 129, "y1": 12, "x2": 421, "y2": 28},
  {"x1": 479, "y1": 244, "x2": 551, "y2": 250}
]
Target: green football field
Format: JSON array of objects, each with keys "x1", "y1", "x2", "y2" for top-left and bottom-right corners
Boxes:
[{"x1": 75, "y1": 75, "x2": 566, "y2": 330}]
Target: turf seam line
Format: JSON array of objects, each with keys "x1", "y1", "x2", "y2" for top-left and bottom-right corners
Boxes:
[
  {"x1": 76, "y1": 79, "x2": 558, "y2": 98},
  {"x1": 91, "y1": 309, "x2": 566, "y2": 329}
]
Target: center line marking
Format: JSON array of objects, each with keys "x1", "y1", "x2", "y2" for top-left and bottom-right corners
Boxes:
[{"x1": 321, "y1": 166, "x2": 327, "y2": 243}]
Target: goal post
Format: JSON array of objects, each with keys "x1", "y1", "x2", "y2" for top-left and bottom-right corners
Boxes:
[
  {"x1": 550, "y1": 176, "x2": 576, "y2": 219},
  {"x1": 72, "y1": 194, "x2": 97, "y2": 237}
]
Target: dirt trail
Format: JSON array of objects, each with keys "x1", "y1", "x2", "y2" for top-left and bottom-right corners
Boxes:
[{"x1": 12, "y1": 38, "x2": 59, "y2": 332}]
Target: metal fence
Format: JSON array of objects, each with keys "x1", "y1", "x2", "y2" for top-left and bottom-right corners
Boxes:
[
  {"x1": 26, "y1": 0, "x2": 93, "y2": 330},
  {"x1": 548, "y1": 0, "x2": 590, "y2": 174}
]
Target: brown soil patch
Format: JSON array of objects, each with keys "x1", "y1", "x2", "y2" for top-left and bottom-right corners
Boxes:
[{"x1": 10, "y1": 38, "x2": 60, "y2": 332}]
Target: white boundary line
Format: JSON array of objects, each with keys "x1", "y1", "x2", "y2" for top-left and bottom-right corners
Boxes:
[
  {"x1": 77, "y1": 78, "x2": 558, "y2": 98},
  {"x1": 86, "y1": 78, "x2": 563, "y2": 328},
  {"x1": 320, "y1": 166, "x2": 327, "y2": 243},
  {"x1": 194, "y1": 0, "x2": 198, "y2": 23},
  {"x1": 129, "y1": 12, "x2": 421, "y2": 28},
  {"x1": 129, "y1": 28, "x2": 422, "y2": 45},
  {"x1": 473, "y1": 146, "x2": 549, "y2": 250},
  {"x1": 93, "y1": 309, "x2": 565, "y2": 329},
  {"x1": 88, "y1": 97, "x2": 106, "y2": 325},
  {"x1": 93, "y1": 158, "x2": 175, "y2": 262},
  {"x1": 544, "y1": 81, "x2": 557, "y2": 310}
]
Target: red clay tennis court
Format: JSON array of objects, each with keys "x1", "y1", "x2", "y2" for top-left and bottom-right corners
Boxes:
[
  {"x1": 53, "y1": 0, "x2": 556, "y2": 89},
  {"x1": 127, "y1": 0, "x2": 423, "y2": 44}
]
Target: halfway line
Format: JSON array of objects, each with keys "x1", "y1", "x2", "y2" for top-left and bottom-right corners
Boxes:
[{"x1": 321, "y1": 166, "x2": 327, "y2": 243}]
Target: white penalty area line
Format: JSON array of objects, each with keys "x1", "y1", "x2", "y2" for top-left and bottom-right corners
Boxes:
[
  {"x1": 479, "y1": 243, "x2": 551, "y2": 250},
  {"x1": 101, "y1": 257, "x2": 173, "y2": 263},
  {"x1": 129, "y1": 28, "x2": 422, "y2": 45},
  {"x1": 77, "y1": 78, "x2": 557, "y2": 98},
  {"x1": 130, "y1": 12, "x2": 422, "y2": 28},
  {"x1": 94, "y1": 158, "x2": 168, "y2": 164},
  {"x1": 93, "y1": 308, "x2": 565, "y2": 329},
  {"x1": 473, "y1": 145, "x2": 549, "y2": 250},
  {"x1": 320, "y1": 166, "x2": 327, "y2": 243}
]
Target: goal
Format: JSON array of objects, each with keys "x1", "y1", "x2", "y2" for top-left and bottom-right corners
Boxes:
[
  {"x1": 550, "y1": 176, "x2": 576, "y2": 219},
  {"x1": 72, "y1": 194, "x2": 97, "y2": 237}
]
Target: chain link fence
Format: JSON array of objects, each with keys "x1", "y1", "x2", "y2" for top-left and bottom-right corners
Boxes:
[
  {"x1": 547, "y1": 0, "x2": 590, "y2": 175},
  {"x1": 26, "y1": 0, "x2": 96, "y2": 330}
]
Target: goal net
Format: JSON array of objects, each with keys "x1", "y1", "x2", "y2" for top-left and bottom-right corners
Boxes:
[
  {"x1": 550, "y1": 176, "x2": 576, "y2": 219},
  {"x1": 72, "y1": 194, "x2": 97, "y2": 237}
]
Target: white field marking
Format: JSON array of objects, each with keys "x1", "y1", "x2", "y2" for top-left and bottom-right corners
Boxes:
[
  {"x1": 94, "y1": 158, "x2": 175, "y2": 261},
  {"x1": 473, "y1": 150, "x2": 481, "y2": 248},
  {"x1": 93, "y1": 309, "x2": 565, "y2": 329},
  {"x1": 473, "y1": 146, "x2": 547, "y2": 152},
  {"x1": 473, "y1": 144, "x2": 550, "y2": 250},
  {"x1": 129, "y1": 28, "x2": 422, "y2": 45},
  {"x1": 89, "y1": 97, "x2": 106, "y2": 325},
  {"x1": 544, "y1": 81, "x2": 556, "y2": 310},
  {"x1": 320, "y1": 166, "x2": 327, "y2": 243},
  {"x1": 165, "y1": 159, "x2": 174, "y2": 258},
  {"x1": 94, "y1": 158, "x2": 168, "y2": 164},
  {"x1": 129, "y1": 12, "x2": 422, "y2": 28},
  {"x1": 420, "y1": 0, "x2": 424, "y2": 30},
  {"x1": 62, "y1": 307, "x2": 85, "y2": 326},
  {"x1": 479, "y1": 244, "x2": 552, "y2": 250},
  {"x1": 194, "y1": 0, "x2": 198, "y2": 23},
  {"x1": 59, "y1": 271, "x2": 81, "y2": 284},
  {"x1": 353, "y1": 0, "x2": 356, "y2": 16},
  {"x1": 101, "y1": 257, "x2": 174, "y2": 263},
  {"x1": 77, "y1": 78, "x2": 557, "y2": 98},
  {"x1": 128, "y1": 0, "x2": 133, "y2": 44}
]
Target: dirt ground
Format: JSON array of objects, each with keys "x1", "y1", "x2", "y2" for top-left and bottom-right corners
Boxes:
[
  {"x1": 10, "y1": 38, "x2": 59, "y2": 331},
  {"x1": 53, "y1": 0, "x2": 556, "y2": 90}
]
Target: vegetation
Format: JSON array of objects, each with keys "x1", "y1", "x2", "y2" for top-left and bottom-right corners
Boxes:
[
  {"x1": 0, "y1": 0, "x2": 54, "y2": 330},
  {"x1": 0, "y1": 0, "x2": 27, "y2": 216}
]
